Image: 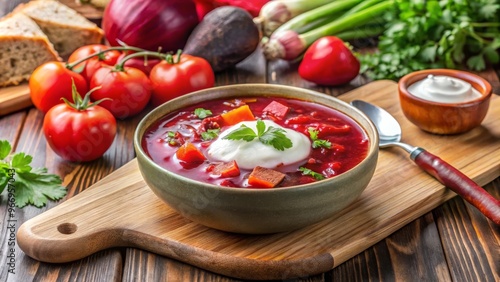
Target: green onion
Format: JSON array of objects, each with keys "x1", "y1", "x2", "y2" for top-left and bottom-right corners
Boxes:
[
  {"x1": 255, "y1": 0, "x2": 333, "y2": 37},
  {"x1": 273, "y1": 0, "x2": 363, "y2": 36},
  {"x1": 263, "y1": 0, "x2": 394, "y2": 60}
]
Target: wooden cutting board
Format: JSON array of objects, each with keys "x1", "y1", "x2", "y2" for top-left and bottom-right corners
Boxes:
[
  {"x1": 0, "y1": 84, "x2": 31, "y2": 116},
  {"x1": 17, "y1": 80, "x2": 500, "y2": 280}
]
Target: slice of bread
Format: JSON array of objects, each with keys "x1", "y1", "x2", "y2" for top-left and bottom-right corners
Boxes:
[
  {"x1": 16, "y1": 0, "x2": 104, "y2": 57},
  {"x1": 0, "y1": 13, "x2": 60, "y2": 87},
  {"x1": 77, "y1": 0, "x2": 110, "y2": 9}
]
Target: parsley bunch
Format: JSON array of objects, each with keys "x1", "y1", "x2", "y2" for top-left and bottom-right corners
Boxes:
[
  {"x1": 0, "y1": 140, "x2": 67, "y2": 208},
  {"x1": 360, "y1": 0, "x2": 500, "y2": 80}
]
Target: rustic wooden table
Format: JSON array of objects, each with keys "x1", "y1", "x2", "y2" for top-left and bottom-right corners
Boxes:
[{"x1": 1, "y1": 1, "x2": 499, "y2": 281}]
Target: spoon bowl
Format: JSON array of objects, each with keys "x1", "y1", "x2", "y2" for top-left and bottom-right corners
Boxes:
[
  {"x1": 350, "y1": 100, "x2": 414, "y2": 152},
  {"x1": 350, "y1": 100, "x2": 500, "y2": 225}
]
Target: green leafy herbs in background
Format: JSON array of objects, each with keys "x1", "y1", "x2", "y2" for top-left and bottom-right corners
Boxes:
[
  {"x1": 0, "y1": 140, "x2": 67, "y2": 208},
  {"x1": 359, "y1": 0, "x2": 500, "y2": 80}
]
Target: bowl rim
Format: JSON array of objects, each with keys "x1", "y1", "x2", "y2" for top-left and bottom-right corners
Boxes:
[
  {"x1": 398, "y1": 68, "x2": 492, "y2": 107},
  {"x1": 133, "y1": 83, "x2": 379, "y2": 194}
]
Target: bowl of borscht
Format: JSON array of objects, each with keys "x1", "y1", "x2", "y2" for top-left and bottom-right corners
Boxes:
[{"x1": 134, "y1": 84, "x2": 379, "y2": 234}]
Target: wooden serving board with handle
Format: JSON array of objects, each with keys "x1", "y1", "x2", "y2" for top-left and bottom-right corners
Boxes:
[
  {"x1": 17, "y1": 80, "x2": 500, "y2": 280},
  {"x1": 0, "y1": 84, "x2": 31, "y2": 116}
]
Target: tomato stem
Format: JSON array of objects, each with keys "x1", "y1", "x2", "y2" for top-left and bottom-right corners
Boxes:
[
  {"x1": 114, "y1": 51, "x2": 169, "y2": 71},
  {"x1": 66, "y1": 45, "x2": 146, "y2": 70},
  {"x1": 62, "y1": 79, "x2": 110, "y2": 111}
]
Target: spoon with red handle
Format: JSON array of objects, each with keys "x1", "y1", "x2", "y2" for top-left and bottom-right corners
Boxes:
[{"x1": 351, "y1": 100, "x2": 500, "y2": 225}]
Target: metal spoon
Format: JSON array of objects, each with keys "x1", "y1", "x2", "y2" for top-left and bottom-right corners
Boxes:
[{"x1": 351, "y1": 100, "x2": 500, "y2": 225}]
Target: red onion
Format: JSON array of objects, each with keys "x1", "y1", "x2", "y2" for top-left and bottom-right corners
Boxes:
[{"x1": 102, "y1": 0, "x2": 199, "y2": 52}]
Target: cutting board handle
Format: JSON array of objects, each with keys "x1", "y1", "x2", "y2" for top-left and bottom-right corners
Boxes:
[{"x1": 17, "y1": 204, "x2": 126, "y2": 263}]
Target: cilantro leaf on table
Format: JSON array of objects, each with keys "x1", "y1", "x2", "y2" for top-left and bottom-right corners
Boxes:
[
  {"x1": 223, "y1": 120, "x2": 293, "y2": 151},
  {"x1": 0, "y1": 140, "x2": 66, "y2": 208}
]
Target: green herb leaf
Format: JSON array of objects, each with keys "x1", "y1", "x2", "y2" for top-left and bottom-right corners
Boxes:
[
  {"x1": 194, "y1": 108, "x2": 212, "y2": 119},
  {"x1": 0, "y1": 139, "x2": 66, "y2": 208},
  {"x1": 201, "y1": 128, "x2": 220, "y2": 141},
  {"x1": 223, "y1": 125, "x2": 257, "y2": 142},
  {"x1": 308, "y1": 128, "x2": 332, "y2": 149},
  {"x1": 359, "y1": 0, "x2": 500, "y2": 79},
  {"x1": 223, "y1": 120, "x2": 293, "y2": 151},
  {"x1": 11, "y1": 153, "x2": 32, "y2": 173},
  {"x1": 259, "y1": 126, "x2": 292, "y2": 151},
  {"x1": 0, "y1": 140, "x2": 11, "y2": 160},
  {"x1": 14, "y1": 168, "x2": 66, "y2": 208},
  {"x1": 299, "y1": 167, "x2": 325, "y2": 181}
]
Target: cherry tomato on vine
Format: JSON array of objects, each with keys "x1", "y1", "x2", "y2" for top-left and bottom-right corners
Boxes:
[
  {"x1": 90, "y1": 65, "x2": 152, "y2": 119},
  {"x1": 43, "y1": 82, "x2": 117, "y2": 162},
  {"x1": 149, "y1": 53, "x2": 215, "y2": 107},
  {"x1": 68, "y1": 44, "x2": 122, "y2": 84},
  {"x1": 29, "y1": 61, "x2": 88, "y2": 113},
  {"x1": 116, "y1": 52, "x2": 161, "y2": 76}
]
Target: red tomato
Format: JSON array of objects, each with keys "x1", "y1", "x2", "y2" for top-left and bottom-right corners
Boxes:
[
  {"x1": 298, "y1": 36, "x2": 360, "y2": 86},
  {"x1": 149, "y1": 54, "x2": 215, "y2": 107},
  {"x1": 90, "y1": 66, "x2": 152, "y2": 119},
  {"x1": 68, "y1": 44, "x2": 122, "y2": 84},
  {"x1": 116, "y1": 53, "x2": 161, "y2": 76},
  {"x1": 29, "y1": 61, "x2": 88, "y2": 113},
  {"x1": 43, "y1": 97, "x2": 117, "y2": 162}
]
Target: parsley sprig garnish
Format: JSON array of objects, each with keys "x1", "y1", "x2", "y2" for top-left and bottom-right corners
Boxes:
[
  {"x1": 223, "y1": 120, "x2": 293, "y2": 151},
  {"x1": 0, "y1": 140, "x2": 67, "y2": 208},
  {"x1": 299, "y1": 167, "x2": 325, "y2": 180},
  {"x1": 194, "y1": 108, "x2": 212, "y2": 119},
  {"x1": 201, "y1": 128, "x2": 220, "y2": 141},
  {"x1": 308, "y1": 128, "x2": 331, "y2": 149}
]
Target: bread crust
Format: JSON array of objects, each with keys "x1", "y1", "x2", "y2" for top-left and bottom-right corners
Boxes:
[{"x1": 0, "y1": 13, "x2": 61, "y2": 87}]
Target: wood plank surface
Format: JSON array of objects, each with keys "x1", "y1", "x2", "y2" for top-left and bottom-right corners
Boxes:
[
  {"x1": 15, "y1": 80, "x2": 500, "y2": 280},
  {"x1": 1, "y1": 1, "x2": 499, "y2": 281}
]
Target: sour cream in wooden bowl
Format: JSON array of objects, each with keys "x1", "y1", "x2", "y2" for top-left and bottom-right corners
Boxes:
[{"x1": 398, "y1": 69, "x2": 492, "y2": 134}]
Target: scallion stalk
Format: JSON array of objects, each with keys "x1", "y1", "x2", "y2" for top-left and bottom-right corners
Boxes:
[
  {"x1": 263, "y1": 0, "x2": 394, "y2": 60},
  {"x1": 339, "y1": 0, "x2": 385, "y2": 18},
  {"x1": 335, "y1": 25, "x2": 385, "y2": 41},
  {"x1": 273, "y1": 0, "x2": 363, "y2": 36},
  {"x1": 255, "y1": 0, "x2": 333, "y2": 37}
]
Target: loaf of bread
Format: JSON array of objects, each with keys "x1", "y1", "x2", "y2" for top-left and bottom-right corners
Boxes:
[
  {"x1": 0, "y1": 13, "x2": 60, "y2": 87},
  {"x1": 16, "y1": 0, "x2": 104, "y2": 57}
]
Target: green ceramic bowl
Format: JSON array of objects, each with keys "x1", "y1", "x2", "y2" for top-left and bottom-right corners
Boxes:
[{"x1": 134, "y1": 84, "x2": 379, "y2": 234}]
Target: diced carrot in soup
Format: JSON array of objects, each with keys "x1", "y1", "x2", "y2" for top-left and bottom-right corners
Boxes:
[
  {"x1": 176, "y1": 142, "x2": 206, "y2": 164},
  {"x1": 220, "y1": 105, "x2": 255, "y2": 126},
  {"x1": 212, "y1": 161, "x2": 240, "y2": 178},
  {"x1": 248, "y1": 166, "x2": 286, "y2": 188}
]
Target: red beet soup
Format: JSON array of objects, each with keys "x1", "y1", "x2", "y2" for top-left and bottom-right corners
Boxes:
[{"x1": 142, "y1": 97, "x2": 369, "y2": 188}]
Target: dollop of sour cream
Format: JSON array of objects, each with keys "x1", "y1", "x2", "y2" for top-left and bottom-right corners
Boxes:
[
  {"x1": 407, "y1": 74, "x2": 482, "y2": 103},
  {"x1": 207, "y1": 120, "x2": 311, "y2": 170}
]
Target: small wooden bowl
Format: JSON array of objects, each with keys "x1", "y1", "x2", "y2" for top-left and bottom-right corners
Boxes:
[{"x1": 398, "y1": 69, "x2": 492, "y2": 134}]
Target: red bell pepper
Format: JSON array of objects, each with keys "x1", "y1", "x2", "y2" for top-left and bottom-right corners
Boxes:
[{"x1": 298, "y1": 36, "x2": 360, "y2": 86}]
